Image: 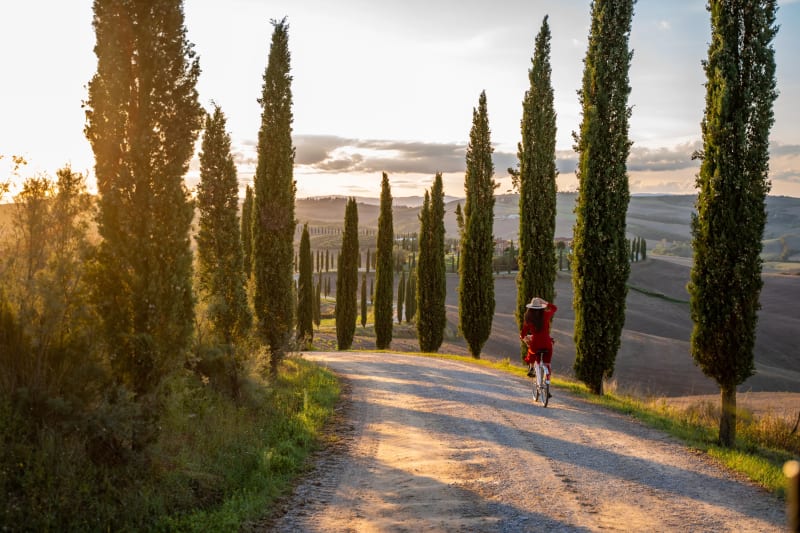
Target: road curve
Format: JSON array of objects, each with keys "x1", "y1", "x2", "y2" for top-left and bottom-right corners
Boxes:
[{"x1": 261, "y1": 352, "x2": 784, "y2": 532}]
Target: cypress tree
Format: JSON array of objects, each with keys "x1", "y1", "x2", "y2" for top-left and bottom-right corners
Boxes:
[
  {"x1": 196, "y1": 104, "x2": 252, "y2": 347},
  {"x1": 241, "y1": 185, "x2": 253, "y2": 279},
  {"x1": 572, "y1": 0, "x2": 634, "y2": 395},
  {"x1": 374, "y1": 172, "x2": 394, "y2": 348},
  {"x1": 252, "y1": 19, "x2": 296, "y2": 376},
  {"x1": 361, "y1": 273, "x2": 367, "y2": 328},
  {"x1": 314, "y1": 276, "x2": 321, "y2": 329},
  {"x1": 516, "y1": 16, "x2": 558, "y2": 342},
  {"x1": 689, "y1": 0, "x2": 777, "y2": 447},
  {"x1": 397, "y1": 270, "x2": 405, "y2": 324},
  {"x1": 297, "y1": 223, "x2": 314, "y2": 345},
  {"x1": 640, "y1": 238, "x2": 647, "y2": 261},
  {"x1": 335, "y1": 198, "x2": 359, "y2": 349},
  {"x1": 85, "y1": 0, "x2": 203, "y2": 394},
  {"x1": 458, "y1": 91, "x2": 497, "y2": 358},
  {"x1": 417, "y1": 173, "x2": 446, "y2": 352},
  {"x1": 406, "y1": 268, "x2": 416, "y2": 324}
]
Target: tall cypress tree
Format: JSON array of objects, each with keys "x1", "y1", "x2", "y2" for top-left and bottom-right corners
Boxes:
[
  {"x1": 458, "y1": 91, "x2": 496, "y2": 358},
  {"x1": 241, "y1": 185, "x2": 253, "y2": 279},
  {"x1": 197, "y1": 104, "x2": 252, "y2": 347},
  {"x1": 85, "y1": 0, "x2": 203, "y2": 394},
  {"x1": 314, "y1": 276, "x2": 321, "y2": 329},
  {"x1": 252, "y1": 19, "x2": 296, "y2": 376},
  {"x1": 297, "y1": 223, "x2": 314, "y2": 345},
  {"x1": 374, "y1": 172, "x2": 394, "y2": 348},
  {"x1": 397, "y1": 270, "x2": 405, "y2": 324},
  {"x1": 572, "y1": 0, "x2": 634, "y2": 395},
  {"x1": 689, "y1": 0, "x2": 777, "y2": 447},
  {"x1": 336, "y1": 198, "x2": 359, "y2": 350},
  {"x1": 516, "y1": 16, "x2": 558, "y2": 340},
  {"x1": 360, "y1": 273, "x2": 367, "y2": 328},
  {"x1": 417, "y1": 173, "x2": 446, "y2": 352}
]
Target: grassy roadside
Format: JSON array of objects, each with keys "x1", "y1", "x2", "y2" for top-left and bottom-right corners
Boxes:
[
  {"x1": 159, "y1": 356, "x2": 340, "y2": 531},
  {"x1": 360, "y1": 350, "x2": 797, "y2": 498},
  {"x1": 557, "y1": 378, "x2": 797, "y2": 498}
]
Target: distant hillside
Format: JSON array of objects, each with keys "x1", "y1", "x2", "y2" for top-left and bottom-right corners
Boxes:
[
  {"x1": 4, "y1": 193, "x2": 799, "y2": 261},
  {"x1": 296, "y1": 193, "x2": 800, "y2": 260}
]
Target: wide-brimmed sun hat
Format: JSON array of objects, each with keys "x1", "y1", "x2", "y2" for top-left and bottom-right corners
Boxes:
[{"x1": 526, "y1": 297, "x2": 547, "y2": 309}]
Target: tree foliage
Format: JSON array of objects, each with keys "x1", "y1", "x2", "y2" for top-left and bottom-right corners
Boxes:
[
  {"x1": 405, "y1": 268, "x2": 416, "y2": 324},
  {"x1": 572, "y1": 0, "x2": 634, "y2": 395},
  {"x1": 3, "y1": 168, "x2": 96, "y2": 400},
  {"x1": 252, "y1": 18, "x2": 296, "y2": 376},
  {"x1": 417, "y1": 173, "x2": 447, "y2": 352},
  {"x1": 688, "y1": 0, "x2": 778, "y2": 447},
  {"x1": 374, "y1": 172, "x2": 394, "y2": 348},
  {"x1": 241, "y1": 185, "x2": 253, "y2": 280},
  {"x1": 516, "y1": 16, "x2": 558, "y2": 337},
  {"x1": 458, "y1": 91, "x2": 497, "y2": 358},
  {"x1": 85, "y1": 0, "x2": 203, "y2": 394},
  {"x1": 336, "y1": 198, "x2": 359, "y2": 350}
]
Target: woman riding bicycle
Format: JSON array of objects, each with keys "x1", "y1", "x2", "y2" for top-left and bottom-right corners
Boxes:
[{"x1": 520, "y1": 297, "x2": 557, "y2": 382}]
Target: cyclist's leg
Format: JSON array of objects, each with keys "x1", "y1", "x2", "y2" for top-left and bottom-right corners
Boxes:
[
  {"x1": 534, "y1": 351, "x2": 545, "y2": 385},
  {"x1": 541, "y1": 349, "x2": 553, "y2": 398},
  {"x1": 541, "y1": 348, "x2": 553, "y2": 382}
]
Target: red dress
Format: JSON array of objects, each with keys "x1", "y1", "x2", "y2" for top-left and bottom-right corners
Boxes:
[{"x1": 520, "y1": 303, "x2": 557, "y2": 370}]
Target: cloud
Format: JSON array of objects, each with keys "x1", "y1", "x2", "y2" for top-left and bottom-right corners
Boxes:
[
  {"x1": 238, "y1": 136, "x2": 800, "y2": 198},
  {"x1": 293, "y1": 134, "x2": 505, "y2": 175},
  {"x1": 627, "y1": 141, "x2": 702, "y2": 172},
  {"x1": 769, "y1": 142, "x2": 800, "y2": 158}
]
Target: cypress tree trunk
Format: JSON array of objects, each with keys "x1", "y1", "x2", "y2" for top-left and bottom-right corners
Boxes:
[
  {"x1": 572, "y1": 0, "x2": 634, "y2": 395},
  {"x1": 374, "y1": 173, "x2": 394, "y2": 348},
  {"x1": 516, "y1": 16, "x2": 558, "y2": 344},
  {"x1": 85, "y1": 0, "x2": 203, "y2": 394},
  {"x1": 720, "y1": 385, "x2": 737, "y2": 446},
  {"x1": 252, "y1": 19, "x2": 296, "y2": 376},
  {"x1": 297, "y1": 223, "x2": 314, "y2": 346},
  {"x1": 459, "y1": 91, "x2": 496, "y2": 358},
  {"x1": 336, "y1": 198, "x2": 359, "y2": 350},
  {"x1": 689, "y1": 0, "x2": 777, "y2": 447}
]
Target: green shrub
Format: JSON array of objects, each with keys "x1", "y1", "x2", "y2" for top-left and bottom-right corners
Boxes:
[{"x1": 1, "y1": 357, "x2": 339, "y2": 531}]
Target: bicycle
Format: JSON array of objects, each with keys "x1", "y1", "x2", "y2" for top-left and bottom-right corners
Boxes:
[{"x1": 529, "y1": 348, "x2": 550, "y2": 407}]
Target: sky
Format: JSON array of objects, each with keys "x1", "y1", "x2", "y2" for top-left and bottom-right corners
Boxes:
[{"x1": 2, "y1": 0, "x2": 799, "y2": 201}]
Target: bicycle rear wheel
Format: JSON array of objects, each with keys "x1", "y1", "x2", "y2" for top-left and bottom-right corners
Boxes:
[
  {"x1": 531, "y1": 375, "x2": 539, "y2": 402},
  {"x1": 540, "y1": 381, "x2": 549, "y2": 408}
]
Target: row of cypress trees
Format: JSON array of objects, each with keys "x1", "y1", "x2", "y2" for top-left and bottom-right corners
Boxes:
[{"x1": 526, "y1": 0, "x2": 777, "y2": 451}]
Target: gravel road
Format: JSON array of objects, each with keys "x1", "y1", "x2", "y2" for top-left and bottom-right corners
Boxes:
[{"x1": 259, "y1": 352, "x2": 785, "y2": 532}]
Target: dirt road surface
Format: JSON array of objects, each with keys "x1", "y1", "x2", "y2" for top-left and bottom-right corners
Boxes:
[{"x1": 261, "y1": 352, "x2": 785, "y2": 532}]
